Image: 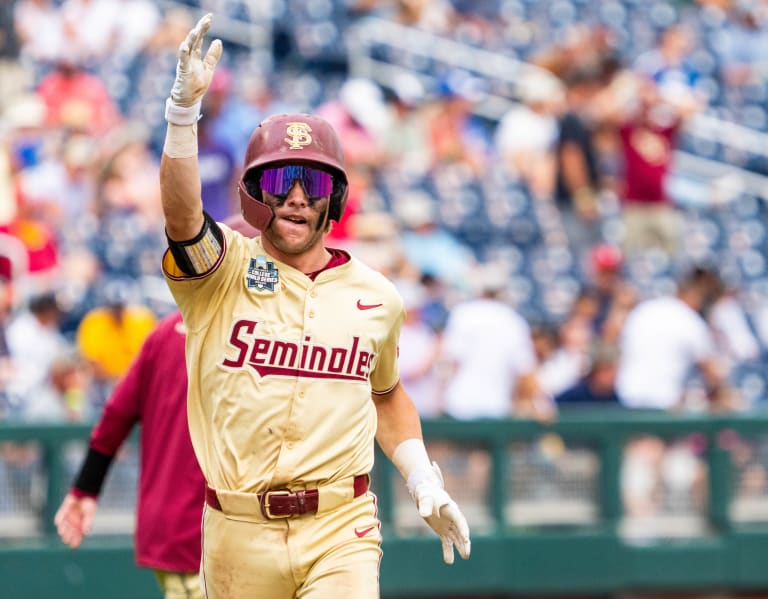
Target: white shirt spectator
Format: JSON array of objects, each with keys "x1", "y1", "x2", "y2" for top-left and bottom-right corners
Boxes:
[
  {"x1": 536, "y1": 314, "x2": 591, "y2": 398},
  {"x1": 17, "y1": 133, "x2": 98, "y2": 225},
  {"x1": 396, "y1": 280, "x2": 441, "y2": 417},
  {"x1": 617, "y1": 296, "x2": 716, "y2": 409},
  {"x1": 60, "y1": 0, "x2": 122, "y2": 65},
  {"x1": 537, "y1": 347, "x2": 584, "y2": 398},
  {"x1": 112, "y1": 0, "x2": 161, "y2": 60},
  {"x1": 709, "y1": 294, "x2": 760, "y2": 364},
  {"x1": 441, "y1": 298, "x2": 536, "y2": 419},
  {"x1": 495, "y1": 104, "x2": 558, "y2": 159},
  {"x1": 6, "y1": 307, "x2": 70, "y2": 414},
  {"x1": 494, "y1": 70, "x2": 563, "y2": 199},
  {"x1": 14, "y1": 0, "x2": 66, "y2": 64},
  {"x1": 399, "y1": 316, "x2": 441, "y2": 417}
]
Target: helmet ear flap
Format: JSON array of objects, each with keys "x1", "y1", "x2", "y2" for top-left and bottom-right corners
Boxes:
[
  {"x1": 328, "y1": 177, "x2": 346, "y2": 222},
  {"x1": 238, "y1": 170, "x2": 274, "y2": 231},
  {"x1": 242, "y1": 168, "x2": 262, "y2": 202}
]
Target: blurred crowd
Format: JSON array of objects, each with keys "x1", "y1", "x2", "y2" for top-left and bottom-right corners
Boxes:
[{"x1": 0, "y1": 0, "x2": 766, "y2": 433}]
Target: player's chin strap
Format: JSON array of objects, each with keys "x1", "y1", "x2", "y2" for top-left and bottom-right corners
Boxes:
[
  {"x1": 392, "y1": 439, "x2": 472, "y2": 564},
  {"x1": 316, "y1": 202, "x2": 331, "y2": 233}
]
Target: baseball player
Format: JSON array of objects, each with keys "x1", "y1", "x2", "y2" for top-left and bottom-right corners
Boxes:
[
  {"x1": 160, "y1": 13, "x2": 470, "y2": 599},
  {"x1": 54, "y1": 310, "x2": 206, "y2": 599}
]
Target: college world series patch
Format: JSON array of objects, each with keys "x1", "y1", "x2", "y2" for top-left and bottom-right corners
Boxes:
[{"x1": 246, "y1": 256, "x2": 279, "y2": 292}]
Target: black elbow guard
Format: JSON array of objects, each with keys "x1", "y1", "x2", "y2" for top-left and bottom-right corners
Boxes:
[{"x1": 166, "y1": 211, "x2": 224, "y2": 276}]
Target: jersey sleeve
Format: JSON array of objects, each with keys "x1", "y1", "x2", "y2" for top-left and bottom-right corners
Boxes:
[{"x1": 370, "y1": 296, "x2": 405, "y2": 395}]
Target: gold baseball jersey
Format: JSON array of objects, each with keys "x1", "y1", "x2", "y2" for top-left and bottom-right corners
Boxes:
[{"x1": 163, "y1": 227, "x2": 404, "y2": 493}]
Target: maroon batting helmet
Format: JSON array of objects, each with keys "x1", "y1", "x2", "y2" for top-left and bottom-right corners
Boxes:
[{"x1": 237, "y1": 114, "x2": 349, "y2": 231}]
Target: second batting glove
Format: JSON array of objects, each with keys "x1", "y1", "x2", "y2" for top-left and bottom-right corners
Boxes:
[{"x1": 407, "y1": 461, "x2": 471, "y2": 564}]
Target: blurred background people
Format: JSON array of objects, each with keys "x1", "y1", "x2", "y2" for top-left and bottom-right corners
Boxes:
[
  {"x1": 555, "y1": 341, "x2": 623, "y2": 406},
  {"x1": 534, "y1": 310, "x2": 593, "y2": 401},
  {"x1": 616, "y1": 266, "x2": 735, "y2": 412},
  {"x1": 396, "y1": 280, "x2": 442, "y2": 418},
  {"x1": 438, "y1": 264, "x2": 553, "y2": 421},
  {"x1": 24, "y1": 350, "x2": 93, "y2": 422},
  {"x1": 13, "y1": 0, "x2": 65, "y2": 70},
  {"x1": 554, "y1": 66, "x2": 607, "y2": 259},
  {"x1": 425, "y1": 70, "x2": 490, "y2": 177},
  {"x1": 495, "y1": 70, "x2": 564, "y2": 200},
  {"x1": 6, "y1": 291, "x2": 70, "y2": 414},
  {"x1": 75, "y1": 282, "x2": 156, "y2": 408},
  {"x1": 609, "y1": 72, "x2": 705, "y2": 261},
  {"x1": 394, "y1": 191, "x2": 477, "y2": 292},
  {"x1": 581, "y1": 243, "x2": 637, "y2": 343},
  {"x1": 196, "y1": 97, "x2": 238, "y2": 222},
  {"x1": 36, "y1": 54, "x2": 122, "y2": 136}
]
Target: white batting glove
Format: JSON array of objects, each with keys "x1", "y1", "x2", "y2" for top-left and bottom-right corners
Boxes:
[
  {"x1": 165, "y1": 12, "x2": 222, "y2": 124},
  {"x1": 407, "y1": 461, "x2": 471, "y2": 564}
]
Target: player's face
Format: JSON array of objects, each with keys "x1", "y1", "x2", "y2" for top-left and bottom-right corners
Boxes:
[{"x1": 261, "y1": 180, "x2": 331, "y2": 256}]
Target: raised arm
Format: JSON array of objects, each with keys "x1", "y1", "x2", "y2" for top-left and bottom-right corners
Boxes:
[{"x1": 160, "y1": 13, "x2": 222, "y2": 241}]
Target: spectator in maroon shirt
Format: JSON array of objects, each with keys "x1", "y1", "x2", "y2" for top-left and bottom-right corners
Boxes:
[
  {"x1": 613, "y1": 73, "x2": 704, "y2": 260},
  {"x1": 54, "y1": 310, "x2": 205, "y2": 598}
]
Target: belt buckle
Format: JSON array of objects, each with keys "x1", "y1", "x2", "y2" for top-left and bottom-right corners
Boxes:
[{"x1": 259, "y1": 489, "x2": 294, "y2": 520}]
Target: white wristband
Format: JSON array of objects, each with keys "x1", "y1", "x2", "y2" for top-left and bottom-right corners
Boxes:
[
  {"x1": 392, "y1": 439, "x2": 445, "y2": 500},
  {"x1": 392, "y1": 438, "x2": 433, "y2": 480},
  {"x1": 163, "y1": 123, "x2": 198, "y2": 158},
  {"x1": 165, "y1": 98, "x2": 202, "y2": 125}
]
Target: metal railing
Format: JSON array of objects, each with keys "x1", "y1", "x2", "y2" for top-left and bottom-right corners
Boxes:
[{"x1": 4, "y1": 407, "x2": 768, "y2": 597}]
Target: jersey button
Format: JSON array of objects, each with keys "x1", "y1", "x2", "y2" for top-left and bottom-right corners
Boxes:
[
  {"x1": 286, "y1": 441, "x2": 294, "y2": 449},
  {"x1": 308, "y1": 311, "x2": 315, "y2": 318},
  {"x1": 299, "y1": 391, "x2": 305, "y2": 398},
  {"x1": 310, "y1": 290, "x2": 317, "y2": 298}
]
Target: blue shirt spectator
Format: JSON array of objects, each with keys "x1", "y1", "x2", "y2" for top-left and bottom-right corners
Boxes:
[{"x1": 555, "y1": 341, "x2": 622, "y2": 405}]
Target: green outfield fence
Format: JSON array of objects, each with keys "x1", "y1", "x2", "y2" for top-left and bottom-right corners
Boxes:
[{"x1": 3, "y1": 407, "x2": 768, "y2": 598}]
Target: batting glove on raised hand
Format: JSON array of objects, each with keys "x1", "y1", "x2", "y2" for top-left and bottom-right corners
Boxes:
[
  {"x1": 408, "y1": 461, "x2": 471, "y2": 564},
  {"x1": 166, "y1": 13, "x2": 222, "y2": 124}
]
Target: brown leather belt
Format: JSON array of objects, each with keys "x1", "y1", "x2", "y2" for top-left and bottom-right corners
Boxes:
[{"x1": 206, "y1": 474, "x2": 369, "y2": 520}]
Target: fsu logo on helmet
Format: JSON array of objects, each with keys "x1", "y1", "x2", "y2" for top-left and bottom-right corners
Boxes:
[{"x1": 284, "y1": 122, "x2": 313, "y2": 150}]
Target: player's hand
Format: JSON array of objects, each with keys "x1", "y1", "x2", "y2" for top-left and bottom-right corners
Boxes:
[
  {"x1": 170, "y1": 13, "x2": 222, "y2": 107},
  {"x1": 408, "y1": 462, "x2": 471, "y2": 564},
  {"x1": 54, "y1": 492, "x2": 98, "y2": 549}
]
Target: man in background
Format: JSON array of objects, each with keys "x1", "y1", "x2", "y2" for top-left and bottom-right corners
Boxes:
[
  {"x1": 55, "y1": 310, "x2": 205, "y2": 599},
  {"x1": 617, "y1": 266, "x2": 735, "y2": 411}
]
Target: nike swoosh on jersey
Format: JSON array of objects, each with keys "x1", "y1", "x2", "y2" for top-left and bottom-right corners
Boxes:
[
  {"x1": 357, "y1": 300, "x2": 383, "y2": 310},
  {"x1": 354, "y1": 526, "x2": 376, "y2": 538}
]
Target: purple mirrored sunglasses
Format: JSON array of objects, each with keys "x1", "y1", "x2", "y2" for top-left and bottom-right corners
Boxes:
[{"x1": 260, "y1": 165, "x2": 333, "y2": 198}]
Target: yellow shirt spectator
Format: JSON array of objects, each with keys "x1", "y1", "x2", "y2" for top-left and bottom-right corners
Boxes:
[{"x1": 76, "y1": 304, "x2": 157, "y2": 380}]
